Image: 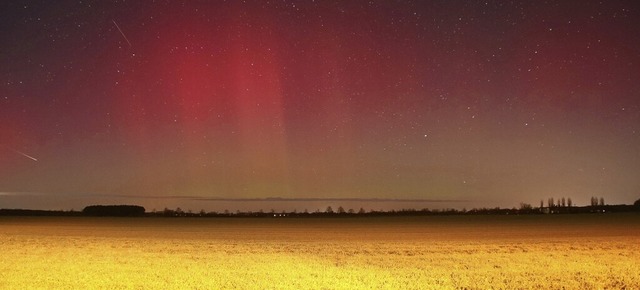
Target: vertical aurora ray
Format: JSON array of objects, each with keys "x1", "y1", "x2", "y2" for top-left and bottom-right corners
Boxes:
[{"x1": 227, "y1": 7, "x2": 292, "y2": 197}]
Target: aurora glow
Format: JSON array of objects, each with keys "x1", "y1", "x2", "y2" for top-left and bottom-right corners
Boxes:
[{"x1": 1, "y1": 1, "x2": 639, "y2": 211}]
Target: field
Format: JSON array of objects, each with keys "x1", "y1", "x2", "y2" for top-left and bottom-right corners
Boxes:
[{"x1": 1, "y1": 214, "x2": 639, "y2": 289}]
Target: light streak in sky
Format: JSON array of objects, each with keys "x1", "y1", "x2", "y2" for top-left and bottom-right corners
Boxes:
[
  {"x1": 9, "y1": 148, "x2": 38, "y2": 162},
  {"x1": 112, "y1": 19, "x2": 132, "y2": 47}
]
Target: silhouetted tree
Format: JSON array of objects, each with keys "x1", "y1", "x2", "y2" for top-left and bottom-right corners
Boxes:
[
  {"x1": 326, "y1": 206, "x2": 334, "y2": 214},
  {"x1": 348, "y1": 208, "x2": 355, "y2": 214},
  {"x1": 82, "y1": 205, "x2": 145, "y2": 217},
  {"x1": 634, "y1": 198, "x2": 640, "y2": 209},
  {"x1": 599, "y1": 197, "x2": 605, "y2": 206},
  {"x1": 567, "y1": 198, "x2": 572, "y2": 207},
  {"x1": 358, "y1": 207, "x2": 366, "y2": 214},
  {"x1": 540, "y1": 200, "x2": 544, "y2": 209},
  {"x1": 337, "y1": 206, "x2": 345, "y2": 214},
  {"x1": 561, "y1": 197, "x2": 566, "y2": 207},
  {"x1": 548, "y1": 198, "x2": 555, "y2": 208}
]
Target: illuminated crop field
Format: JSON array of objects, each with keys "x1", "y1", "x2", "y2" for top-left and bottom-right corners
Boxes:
[{"x1": 1, "y1": 214, "x2": 639, "y2": 289}]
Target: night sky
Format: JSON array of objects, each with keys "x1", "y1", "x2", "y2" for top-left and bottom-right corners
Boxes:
[{"x1": 1, "y1": 1, "x2": 639, "y2": 212}]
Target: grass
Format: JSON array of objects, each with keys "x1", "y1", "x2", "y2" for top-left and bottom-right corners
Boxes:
[{"x1": 1, "y1": 214, "x2": 639, "y2": 289}]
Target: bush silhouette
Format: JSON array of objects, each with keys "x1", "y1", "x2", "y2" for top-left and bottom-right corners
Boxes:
[{"x1": 82, "y1": 205, "x2": 145, "y2": 217}]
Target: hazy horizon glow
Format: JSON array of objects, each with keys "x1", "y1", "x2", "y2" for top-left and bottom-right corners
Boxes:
[{"x1": 1, "y1": 1, "x2": 639, "y2": 211}]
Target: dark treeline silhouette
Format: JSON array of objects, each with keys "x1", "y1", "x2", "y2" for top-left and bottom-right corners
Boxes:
[
  {"x1": 82, "y1": 205, "x2": 146, "y2": 217},
  {"x1": 152, "y1": 207, "x2": 469, "y2": 218},
  {"x1": 2, "y1": 198, "x2": 639, "y2": 217},
  {"x1": 149, "y1": 201, "x2": 640, "y2": 218}
]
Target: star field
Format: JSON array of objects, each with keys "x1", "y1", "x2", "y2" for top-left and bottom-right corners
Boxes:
[{"x1": 1, "y1": 1, "x2": 639, "y2": 211}]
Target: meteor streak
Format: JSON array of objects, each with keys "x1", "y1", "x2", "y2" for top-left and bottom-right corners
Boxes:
[
  {"x1": 112, "y1": 19, "x2": 132, "y2": 47},
  {"x1": 10, "y1": 148, "x2": 38, "y2": 162}
]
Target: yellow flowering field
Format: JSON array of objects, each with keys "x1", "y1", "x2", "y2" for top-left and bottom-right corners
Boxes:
[{"x1": 1, "y1": 214, "x2": 639, "y2": 289}]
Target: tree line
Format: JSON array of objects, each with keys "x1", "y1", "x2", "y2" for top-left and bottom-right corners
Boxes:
[
  {"x1": 2, "y1": 198, "x2": 640, "y2": 217},
  {"x1": 82, "y1": 205, "x2": 145, "y2": 216},
  {"x1": 151, "y1": 198, "x2": 640, "y2": 218}
]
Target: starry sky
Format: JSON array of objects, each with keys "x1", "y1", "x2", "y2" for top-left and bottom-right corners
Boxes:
[{"x1": 1, "y1": 0, "x2": 639, "y2": 212}]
